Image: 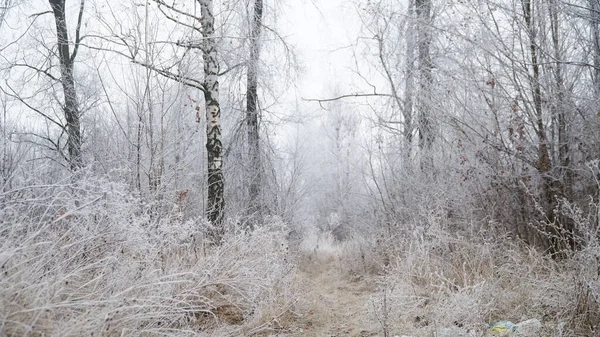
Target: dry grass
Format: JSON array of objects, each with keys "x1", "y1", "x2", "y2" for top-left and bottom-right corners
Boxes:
[
  {"x1": 0, "y1": 182, "x2": 297, "y2": 337},
  {"x1": 370, "y1": 226, "x2": 600, "y2": 337},
  {"x1": 292, "y1": 209, "x2": 600, "y2": 337},
  {"x1": 2, "y1": 178, "x2": 599, "y2": 337}
]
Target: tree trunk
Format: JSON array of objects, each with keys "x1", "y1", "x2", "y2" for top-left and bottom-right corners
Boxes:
[
  {"x1": 136, "y1": 109, "x2": 142, "y2": 192},
  {"x1": 200, "y1": 0, "x2": 225, "y2": 239},
  {"x1": 404, "y1": 0, "x2": 415, "y2": 161},
  {"x1": 523, "y1": 0, "x2": 560, "y2": 253},
  {"x1": 549, "y1": 4, "x2": 569, "y2": 183},
  {"x1": 415, "y1": 0, "x2": 433, "y2": 173},
  {"x1": 549, "y1": 0, "x2": 574, "y2": 250},
  {"x1": 246, "y1": 0, "x2": 263, "y2": 225},
  {"x1": 49, "y1": 0, "x2": 82, "y2": 170}
]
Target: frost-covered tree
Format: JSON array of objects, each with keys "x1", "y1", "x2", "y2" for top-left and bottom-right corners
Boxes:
[
  {"x1": 48, "y1": 0, "x2": 84, "y2": 170},
  {"x1": 246, "y1": 0, "x2": 264, "y2": 224},
  {"x1": 0, "y1": 0, "x2": 85, "y2": 171}
]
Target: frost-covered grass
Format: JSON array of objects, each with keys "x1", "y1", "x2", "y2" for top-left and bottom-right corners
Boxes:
[
  {"x1": 3, "y1": 176, "x2": 599, "y2": 337},
  {"x1": 298, "y1": 209, "x2": 600, "y2": 336},
  {"x1": 0, "y1": 179, "x2": 297, "y2": 336},
  {"x1": 296, "y1": 226, "x2": 380, "y2": 276},
  {"x1": 370, "y1": 222, "x2": 600, "y2": 336}
]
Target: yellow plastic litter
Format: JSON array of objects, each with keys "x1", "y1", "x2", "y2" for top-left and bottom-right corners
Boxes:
[{"x1": 488, "y1": 321, "x2": 517, "y2": 335}]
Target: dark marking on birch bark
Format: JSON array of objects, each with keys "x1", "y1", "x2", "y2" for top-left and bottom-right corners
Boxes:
[{"x1": 200, "y1": 0, "x2": 225, "y2": 240}]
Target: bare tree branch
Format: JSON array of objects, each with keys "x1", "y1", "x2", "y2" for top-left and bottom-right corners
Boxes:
[
  {"x1": 12, "y1": 62, "x2": 59, "y2": 81},
  {"x1": 1, "y1": 83, "x2": 65, "y2": 130},
  {"x1": 219, "y1": 61, "x2": 246, "y2": 76},
  {"x1": 303, "y1": 92, "x2": 395, "y2": 103},
  {"x1": 132, "y1": 59, "x2": 206, "y2": 93}
]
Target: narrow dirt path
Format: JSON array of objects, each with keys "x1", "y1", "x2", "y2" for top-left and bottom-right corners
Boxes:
[{"x1": 284, "y1": 259, "x2": 381, "y2": 337}]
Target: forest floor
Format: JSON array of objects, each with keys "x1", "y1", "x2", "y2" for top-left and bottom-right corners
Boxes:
[{"x1": 276, "y1": 257, "x2": 382, "y2": 337}]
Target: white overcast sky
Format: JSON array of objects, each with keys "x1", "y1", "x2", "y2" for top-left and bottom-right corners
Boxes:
[{"x1": 282, "y1": 0, "x2": 364, "y2": 100}]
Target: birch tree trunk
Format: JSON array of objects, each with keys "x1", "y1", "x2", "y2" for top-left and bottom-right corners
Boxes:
[
  {"x1": 247, "y1": 0, "x2": 263, "y2": 224},
  {"x1": 49, "y1": 0, "x2": 83, "y2": 170},
  {"x1": 200, "y1": 0, "x2": 225, "y2": 235}
]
